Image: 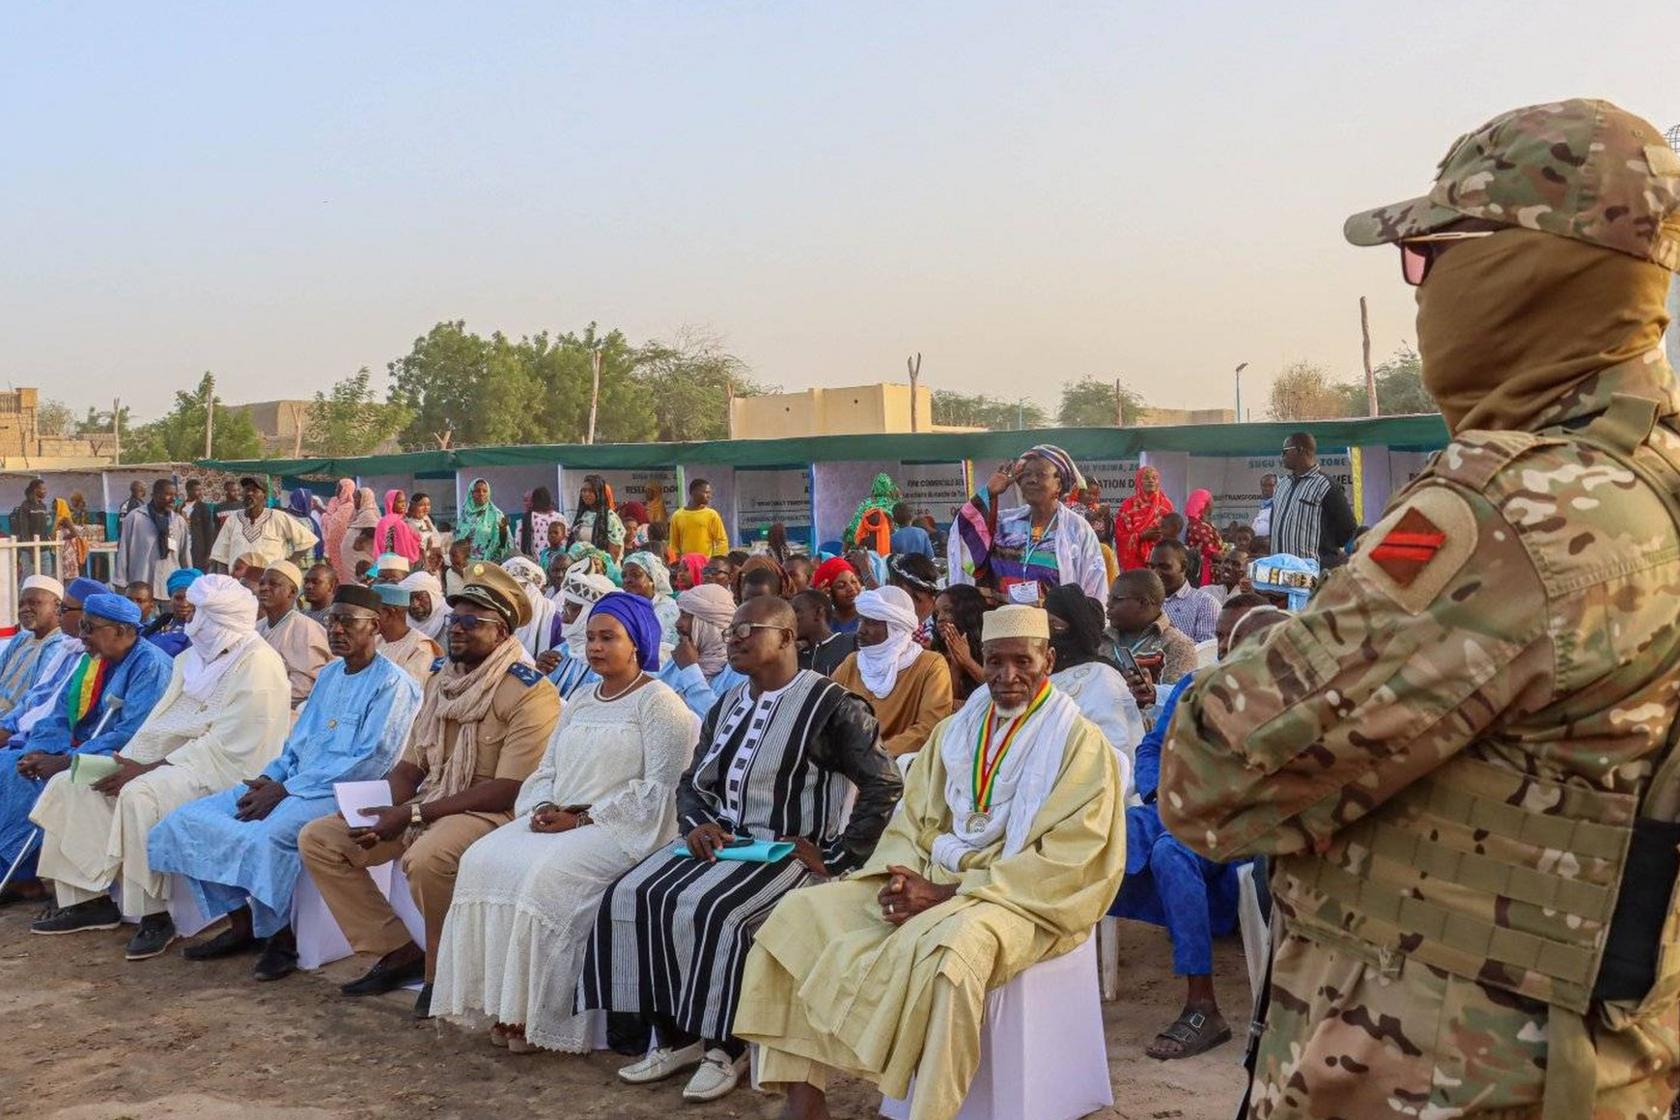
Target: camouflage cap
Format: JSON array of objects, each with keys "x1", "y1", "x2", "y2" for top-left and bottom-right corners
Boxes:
[{"x1": 1345, "y1": 99, "x2": 1680, "y2": 271}]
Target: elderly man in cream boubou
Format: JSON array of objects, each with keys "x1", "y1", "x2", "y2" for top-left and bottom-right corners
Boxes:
[
  {"x1": 736, "y1": 604, "x2": 1127, "y2": 1120},
  {"x1": 29, "y1": 574, "x2": 291, "y2": 960}
]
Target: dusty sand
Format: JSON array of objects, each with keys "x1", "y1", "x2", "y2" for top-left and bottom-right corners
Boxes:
[{"x1": 1, "y1": 906, "x2": 1251, "y2": 1120}]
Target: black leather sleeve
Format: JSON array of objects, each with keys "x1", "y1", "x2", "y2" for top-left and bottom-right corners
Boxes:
[{"x1": 815, "y1": 689, "x2": 903, "y2": 874}]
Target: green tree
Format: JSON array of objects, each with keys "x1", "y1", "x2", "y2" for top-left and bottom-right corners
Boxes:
[
  {"x1": 74, "y1": 404, "x2": 134, "y2": 435},
  {"x1": 126, "y1": 372, "x2": 263, "y2": 463},
  {"x1": 1268, "y1": 360, "x2": 1347, "y2": 421},
  {"x1": 932, "y1": 390, "x2": 1048, "y2": 430},
  {"x1": 305, "y1": 368, "x2": 413, "y2": 456},
  {"x1": 1333, "y1": 345, "x2": 1434, "y2": 417},
  {"x1": 37, "y1": 399, "x2": 75, "y2": 437},
  {"x1": 388, "y1": 321, "x2": 510, "y2": 449},
  {"x1": 635, "y1": 327, "x2": 771, "y2": 442},
  {"x1": 1057, "y1": 375, "x2": 1145, "y2": 427},
  {"x1": 520, "y1": 325, "x2": 658, "y2": 445}
]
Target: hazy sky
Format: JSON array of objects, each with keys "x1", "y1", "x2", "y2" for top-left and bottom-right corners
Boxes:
[{"x1": 3, "y1": 2, "x2": 1673, "y2": 424}]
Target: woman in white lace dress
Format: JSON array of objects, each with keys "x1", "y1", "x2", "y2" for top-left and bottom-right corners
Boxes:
[{"x1": 432, "y1": 591, "x2": 700, "y2": 1052}]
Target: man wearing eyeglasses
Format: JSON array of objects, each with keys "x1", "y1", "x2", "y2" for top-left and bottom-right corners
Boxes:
[
  {"x1": 0, "y1": 593, "x2": 171, "y2": 909},
  {"x1": 298, "y1": 561, "x2": 560, "y2": 1018},
  {"x1": 1268, "y1": 432, "x2": 1356, "y2": 569},
  {"x1": 1163, "y1": 100, "x2": 1680, "y2": 1120}
]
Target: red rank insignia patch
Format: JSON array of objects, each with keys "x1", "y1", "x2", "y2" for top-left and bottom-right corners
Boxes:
[{"x1": 1369, "y1": 508, "x2": 1447, "y2": 587}]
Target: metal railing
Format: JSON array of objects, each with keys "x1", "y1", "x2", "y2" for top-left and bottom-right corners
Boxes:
[{"x1": 0, "y1": 540, "x2": 120, "y2": 631}]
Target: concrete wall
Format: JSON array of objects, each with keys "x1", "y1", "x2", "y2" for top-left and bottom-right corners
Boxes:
[{"x1": 731, "y1": 384, "x2": 934, "y2": 439}]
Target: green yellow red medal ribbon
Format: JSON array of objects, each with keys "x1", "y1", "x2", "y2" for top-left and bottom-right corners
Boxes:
[{"x1": 971, "y1": 680, "x2": 1052, "y2": 815}]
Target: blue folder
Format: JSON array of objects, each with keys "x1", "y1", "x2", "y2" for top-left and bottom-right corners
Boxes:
[{"x1": 668, "y1": 837, "x2": 795, "y2": 863}]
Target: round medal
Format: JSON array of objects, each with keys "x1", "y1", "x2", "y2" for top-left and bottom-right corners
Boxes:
[{"x1": 964, "y1": 811, "x2": 991, "y2": 833}]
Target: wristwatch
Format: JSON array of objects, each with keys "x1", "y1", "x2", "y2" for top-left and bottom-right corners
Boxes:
[{"x1": 410, "y1": 803, "x2": 425, "y2": 827}]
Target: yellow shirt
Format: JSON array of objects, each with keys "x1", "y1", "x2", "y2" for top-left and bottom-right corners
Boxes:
[{"x1": 669, "y1": 506, "x2": 728, "y2": 557}]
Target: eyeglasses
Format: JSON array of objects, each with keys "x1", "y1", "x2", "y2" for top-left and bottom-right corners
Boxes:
[
  {"x1": 324, "y1": 612, "x2": 376, "y2": 631},
  {"x1": 77, "y1": 618, "x2": 114, "y2": 637},
  {"x1": 445, "y1": 613, "x2": 499, "y2": 632},
  {"x1": 725, "y1": 622, "x2": 792, "y2": 642},
  {"x1": 1398, "y1": 230, "x2": 1498, "y2": 286}
]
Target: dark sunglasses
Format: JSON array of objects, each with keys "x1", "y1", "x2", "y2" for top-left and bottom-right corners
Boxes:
[
  {"x1": 445, "y1": 612, "x2": 500, "y2": 632},
  {"x1": 725, "y1": 622, "x2": 792, "y2": 642},
  {"x1": 1398, "y1": 230, "x2": 1497, "y2": 286}
]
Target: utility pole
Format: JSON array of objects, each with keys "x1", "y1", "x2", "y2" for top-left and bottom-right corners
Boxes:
[
  {"x1": 1234, "y1": 362, "x2": 1248, "y2": 421},
  {"x1": 907, "y1": 353, "x2": 922, "y2": 432},
  {"x1": 112, "y1": 398, "x2": 121, "y2": 463},
  {"x1": 1359, "y1": 297, "x2": 1378, "y2": 416},
  {"x1": 1114, "y1": 378, "x2": 1124, "y2": 427},
  {"x1": 203, "y1": 375, "x2": 215, "y2": 459},
  {"x1": 586, "y1": 347, "x2": 602, "y2": 445}
]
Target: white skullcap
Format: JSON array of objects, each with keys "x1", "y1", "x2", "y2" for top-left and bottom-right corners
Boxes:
[
  {"x1": 21, "y1": 575, "x2": 64, "y2": 600},
  {"x1": 502, "y1": 555, "x2": 547, "y2": 591},
  {"x1": 266, "y1": 559, "x2": 303, "y2": 591},
  {"x1": 981, "y1": 605, "x2": 1049, "y2": 643}
]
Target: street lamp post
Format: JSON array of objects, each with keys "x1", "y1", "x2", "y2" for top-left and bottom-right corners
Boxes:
[{"x1": 1234, "y1": 362, "x2": 1248, "y2": 421}]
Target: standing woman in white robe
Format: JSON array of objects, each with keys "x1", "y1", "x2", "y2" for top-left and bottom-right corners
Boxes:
[{"x1": 432, "y1": 592, "x2": 699, "y2": 1053}]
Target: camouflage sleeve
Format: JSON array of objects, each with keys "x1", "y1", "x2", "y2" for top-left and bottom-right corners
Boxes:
[{"x1": 1158, "y1": 479, "x2": 1553, "y2": 861}]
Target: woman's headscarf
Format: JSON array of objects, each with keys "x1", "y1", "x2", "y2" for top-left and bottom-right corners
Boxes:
[
  {"x1": 1022, "y1": 444, "x2": 1086, "y2": 497},
  {"x1": 852, "y1": 586, "x2": 922, "y2": 699},
  {"x1": 1043, "y1": 582, "x2": 1108, "y2": 672},
  {"x1": 375, "y1": 489, "x2": 421, "y2": 563},
  {"x1": 675, "y1": 552, "x2": 706, "y2": 590},
  {"x1": 460, "y1": 479, "x2": 508, "y2": 561},
  {"x1": 812, "y1": 556, "x2": 856, "y2": 590},
  {"x1": 644, "y1": 481, "x2": 668, "y2": 525},
  {"x1": 589, "y1": 591, "x2": 662, "y2": 672},
  {"x1": 844, "y1": 473, "x2": 899, "y2": 544},
  {"x1": 503, "y1": 556, "x2": 558, "y2": 657},
  {"x1": 286, "y1": 488, "x2": 324, "y2": 560},
  {"x1": 323, "y1": 479, "x2": 356, "y2": 582},
  {"x1": 1183, "y1": 489, "x2": 1223, "y2": 586},
  {"x1": 566, "y1": 540, "x2": 622, "y2": 586},
  {"x1": 354, "y1": 486, "x2": 377, "y2": 513},
  {"x1": 559, "y1": 565, "x2": 617, "y2": 657},
  {"x1": 623, "y1": 550, "x2": 674, "y2": 600},
  {"x1": 399, "y1": 570, "x2": 447, "y2": 640},
  {"x1": 1116, "y1": 465, "x2": 1174, "y2": 570},
  {"x1": 619, "y1": 500, "x2": 647, "y2": 525},
  {"x1": 676, "y1": 583, "x2": 736, "y2": 679}
]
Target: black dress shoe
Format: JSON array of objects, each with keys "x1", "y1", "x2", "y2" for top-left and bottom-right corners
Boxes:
[
  {"x1": 126, "y1": 913, "x2": 178, "y2": 960},
  {"x1": 340, "y1": 953, "x2": 426, "y2": 996},
  {"x1": 253, "y1": 932, "x2": 298, "y2": 982},
  {"x1": 30, "y1": 896, "x2": 121, "y2": 935},
  {"x1": 183, "y1": 927, "x2": 259, "y2": 961},
  {"x1": 412, "y1": 982, "x2": 433, "y2": 1020}
]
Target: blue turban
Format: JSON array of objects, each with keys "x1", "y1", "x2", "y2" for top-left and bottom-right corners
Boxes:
[
  {"x1": 166, "y1": 568, "x2": 203, "y2": 595},
  {"x1": 66, "y1": 577, "x2": 111, "y2": 605},
  {"x1": 83, "y1": 592, "x2": 141, "y2": 627},
  {"x1": 589, "y1": 591, "x2": 661, "y2": 672},
  {"x1": 374, "y1": 583, "x2": 411, "y2": 607}
]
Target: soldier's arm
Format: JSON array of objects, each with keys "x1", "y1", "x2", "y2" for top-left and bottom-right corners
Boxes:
[{"x1": 1159, "y1": 480, "x2": 1552, "y2": 861}]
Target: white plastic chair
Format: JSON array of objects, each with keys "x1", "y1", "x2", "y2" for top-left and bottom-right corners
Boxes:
[
  {"x1": 293, "y1": 859, "x2": 426, "y2": 979},
  {"x1": 880, "y1": 935, "x2": 1112, "y2": 1120}
]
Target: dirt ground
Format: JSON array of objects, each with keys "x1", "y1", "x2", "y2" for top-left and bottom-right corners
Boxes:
[{"x1": 0, "y1": 906, "x2": 1252, "y2": 1120}]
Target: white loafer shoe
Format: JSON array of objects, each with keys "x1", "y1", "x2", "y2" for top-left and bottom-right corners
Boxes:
[
  {"x1": 681, "y1": 1047, "x2": 749, "y2": 1102},
  {"x1": 617, "y1": 1041, "x2": 705, "y2": 1084}
]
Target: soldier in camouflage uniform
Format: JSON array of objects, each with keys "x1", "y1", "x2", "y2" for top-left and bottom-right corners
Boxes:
[{"x1": 1161, "y1": 99, "x2": 1680, "y2": 1119}]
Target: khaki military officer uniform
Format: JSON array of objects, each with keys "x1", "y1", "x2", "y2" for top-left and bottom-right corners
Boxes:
[
  {"x1": 1162, "y1": 100, "x2": 1680, "y2": 1120},
  {"x1": 299, "y1": 563, "x2": 560, "y2": 981}
]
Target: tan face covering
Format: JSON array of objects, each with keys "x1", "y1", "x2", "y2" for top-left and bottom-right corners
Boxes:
[{"x1": 1415, "y1": 227, "x2": 1672, "y2": 433}]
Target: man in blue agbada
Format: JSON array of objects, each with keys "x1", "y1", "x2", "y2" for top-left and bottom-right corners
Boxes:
[
  {"x1": 0, "y1": 577, "x2": 104, "y2": 753},
  {"x1": 0, "y1": 592, "x2": 172, "y2": 905},
  {"x1": 148, "y1": 584, "x2": 422, "y2": 981},
  {"x1": 0, "y1": 575, "x2": 72, "y2": 718}
]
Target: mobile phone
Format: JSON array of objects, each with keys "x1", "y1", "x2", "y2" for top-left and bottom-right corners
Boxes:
[
  {"x1": 724, "y1": 835, "x2": 755, "y2": 849},
  {"x1": 1114, "y1": 646, "x2": 1146, "y2": 685}
]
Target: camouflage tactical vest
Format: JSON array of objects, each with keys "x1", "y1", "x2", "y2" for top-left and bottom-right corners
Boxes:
[{"x1": 1275, "y1": 392, "x2": 1680, "y2": 1022}]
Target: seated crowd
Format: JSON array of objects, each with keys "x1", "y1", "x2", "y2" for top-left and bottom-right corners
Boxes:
[{"x1": 1, "y1": 447, "x2": 1313, "y2": 1118}]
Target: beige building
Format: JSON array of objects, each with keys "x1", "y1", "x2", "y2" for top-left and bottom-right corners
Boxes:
[
  {"x1": 236, "y1": 399, "x2": 316, "y2": 456},
  {"x1": 731, "y1": 383, "x2": 979, "y2": 439},
  {"x1": 0, "y1": 389, "x2": 116, "y2": 468},
  {"x1": 1135, "y1": 406, "x2": 1237, "y2": 427}
]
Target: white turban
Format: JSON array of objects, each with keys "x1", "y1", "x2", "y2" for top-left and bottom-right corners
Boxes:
[
  {"x1": 560, "y1": 566, "x2": 616, "y2": 656},
  {"x1": 853, "y1": 586, "x2": 922, "y2": 699},
  {"x1": 676, "y1": 583, "x2": 737, "y2": 679},
  {"x1": 180, "y1": 574, "x2": 261, "y2": 702},
  {"x1": 400, "y1": 570, "x2": 446, "y2": 640},
  {"x1": 502, "y1": 555, "x2": 547, "y2": 592},
  {"x1": 21, "y1": 575, "x2": 64, "y2": 601}
]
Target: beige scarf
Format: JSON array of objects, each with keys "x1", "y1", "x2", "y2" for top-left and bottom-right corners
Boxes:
[{"x1": 410, "y1": 636, "x2": 525, "y2": 812}]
